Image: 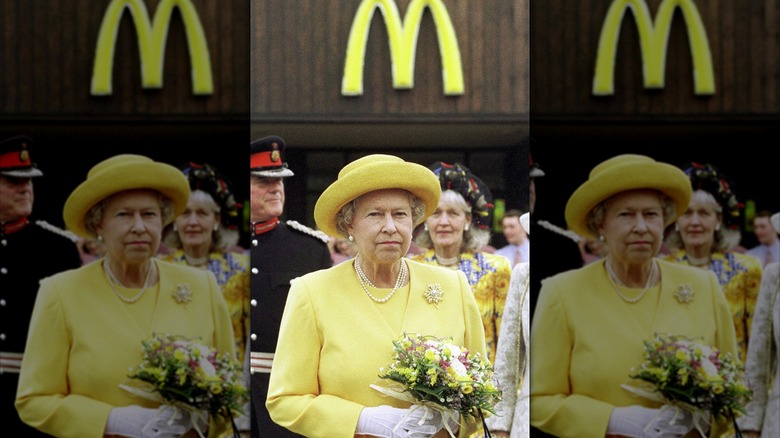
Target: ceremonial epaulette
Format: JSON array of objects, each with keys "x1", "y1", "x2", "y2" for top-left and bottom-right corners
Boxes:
[
  {"x1": 536, "y1": 219, "x2": 582, "y2": 244},
  {"x1": 34, "y1": 220, "x2": 80, "y2": 243},
  {"x1": 285, "y1": 220, "x2": 331, "y2": 244}
]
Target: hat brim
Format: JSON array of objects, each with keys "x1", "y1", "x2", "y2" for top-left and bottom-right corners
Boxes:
[
  {"x1": 1, "y1": 168, "x2": 43, "y2": 178},
  {"x1": 565, "y1": 160, "x2": 691, "y2": 238},
  {"x1": 314, "y1": 160, "x2": 441, "y2": 237},
  {"x1": 64, "y1": 158, "x2": 190, "y2": 238},
  {"x1": 251, "y1": 168, "x2": 294, "y2": 178}
]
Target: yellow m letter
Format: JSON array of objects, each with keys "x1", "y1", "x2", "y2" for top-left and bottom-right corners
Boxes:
[
  {"x1": 342, "y1": 0, "x2": 464, "y2": 96},
  {"x1": 91, "y1": 0, "x2": 213, "y2": 96},
  {"x1": 593, "y1": 0, "x2": 714, "y2": 95}
]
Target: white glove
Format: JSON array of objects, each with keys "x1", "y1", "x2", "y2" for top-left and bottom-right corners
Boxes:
[
  {"x1": 105, "y1": 405, "x2": 191, "y2": 438},
  {"x1": 356, "y1": 405, "x2": 440, "y2": 438},
  {"x1": 607, "y1": 405, "x2": 694, "y2": 438},
  {"x1": 430, "y1": 410, "x2": 460, "y2": 435}
]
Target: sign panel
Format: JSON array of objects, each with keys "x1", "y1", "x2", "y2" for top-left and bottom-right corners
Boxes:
[
  {"x1": 593, "y1": 0, "x2": 714, "y2": 96},
  {"x1": 91, "y1": 0, "x2": 213, "y2": 96}
]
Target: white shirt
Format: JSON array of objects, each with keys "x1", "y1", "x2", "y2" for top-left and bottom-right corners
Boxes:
[
  {"x1": 495, "y1": 239, "x2": 530, "y2": 267},
  {"x1": 746, "y1": 240, "x2": 780, "y2": 268}
]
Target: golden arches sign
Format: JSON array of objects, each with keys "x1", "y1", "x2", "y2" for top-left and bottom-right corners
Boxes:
[
  {"x1": 342, "y1": 0, "x2": 464, "y2": 96},
  {"x1": 91, "y1": 0, "x2": 213, "y2": 96},
  {"x1": 593, "y1": 0, "x2": 715, "y2": 95}
]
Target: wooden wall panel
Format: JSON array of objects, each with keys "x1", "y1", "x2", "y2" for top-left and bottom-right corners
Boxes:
[
  {"x1": 251, "y1": 0, "x2": 530, "y2": 122},
  {"x1": 1, "y1": 0, "x2": 249, "y2": 120},
  {"x1": 531, "y1": 0, "x2": 780, "y2": 119}
]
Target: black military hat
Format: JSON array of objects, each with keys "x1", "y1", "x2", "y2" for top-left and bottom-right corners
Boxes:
[
  {"x1": 250, "y1": 135, "x2": 294, "y2": 177},
  {"x1": 0, "y1": 135, "x2": 43, "y2": 178}
]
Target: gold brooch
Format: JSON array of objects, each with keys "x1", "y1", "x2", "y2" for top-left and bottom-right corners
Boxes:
[
  {"x1": 172, "y1": 284, "x2": 192, "y2": 305},
  {"x1": 674, "y1": 284, "x2": 694, "y2": 304},
  {"x1": 423, "y1": 284, "x2": 444, "y2": 307}
]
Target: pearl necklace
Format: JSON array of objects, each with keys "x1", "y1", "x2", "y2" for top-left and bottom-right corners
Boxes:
[
  {"x1": 103, "y1": 258, "x2": 156, "y2": 304},
  {"x1": 604, "y1": 259, "x2": 658, "y2": 303},
  {"x1": 184, "y1": 254, "x2": 210, "y2": 267},
  {"x1": 434, "y1": 253, "x2": 460, "y2": 266},
  {"x1": 686, "y1": 254, "x2": 711, "y2": 267},
  {"x1": 354, "y1": 256, "x2": 407, "y2": 303}
]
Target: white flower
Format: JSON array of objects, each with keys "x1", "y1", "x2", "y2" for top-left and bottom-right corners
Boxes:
[
  {"x1": 700, "y1": 358, "x2": 719, "y2": 379},
  {"x1": 450, "y1": 359, "x2": 468, "y2": 378}
]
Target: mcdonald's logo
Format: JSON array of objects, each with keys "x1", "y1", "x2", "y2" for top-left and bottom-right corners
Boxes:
[
  {"x1": 593, "y1": 0, "x2": 714, "y2": 96},
  {"x1": 91, "y1": 0, "x2": 213, "y2": 96},
  {"x1": 342, "y1": 0, "x2": 464, "y2": 96}
]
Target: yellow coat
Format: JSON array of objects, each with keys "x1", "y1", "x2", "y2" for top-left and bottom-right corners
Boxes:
[
  {"x1": 15, "y1": 259, "x2": 235, "y2": 438},
  {"x1": 266, "y1": 259, "x2": 487, "y2": 438},
  {"x1": 530, "y1": 259, "x2": 738, "y2": 438}
]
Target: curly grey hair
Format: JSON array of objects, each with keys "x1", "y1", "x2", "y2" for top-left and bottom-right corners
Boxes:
[
  {"x1": 334, "y1": 191, "x2": 427, "y2": 238},
  {"x1": 414, "y1": 190, "x2": 491, "y2": 253},
  {"x1": 83, "y1": 190, "x2": 176, "y2": 238},
  {"x1": 162, "y1": 190, "x2": 240, "y2": 252},
  {"x1": 665, "y1": 190, "x2": 741, "y2": 252},
  {"x1": 585, "y1": 190, "x2": 678, "y2": 239}
]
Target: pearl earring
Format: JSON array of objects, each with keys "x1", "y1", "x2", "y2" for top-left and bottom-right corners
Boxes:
[
  {"x1": 213, "y1": 224, "x2": 219, "y2": 231},
  {"x1": 598, "y1": 235, "x2": 605, "y2": 242},
  {"x1": 715, "y1": 224, "x2": 721, "y2": 231},
  {"x1": 464, "y1": 224, "x2": 470, "y2": 231},
  {"x1": 97, "y1": 235, "x2": 104, "y2": 242},
  {"x1": 172, "y1": 224, "x2": 178, "y2": 232},
  {"x1": 348, "y1": 235, "x2": 354, "y2": 242},
  {"x1": 674, "y1": 223, "x2": 679, "y2": 232}
]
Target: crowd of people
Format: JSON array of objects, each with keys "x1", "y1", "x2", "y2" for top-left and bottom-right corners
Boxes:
[{"x1": 4, "y1": 133, "x2": 777, "y2": 438}]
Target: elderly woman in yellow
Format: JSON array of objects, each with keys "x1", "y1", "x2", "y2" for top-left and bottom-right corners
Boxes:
[
  {"x1": 663, "y1": 162, "x2": 762, "y2": 364},
  {"x1": 266, "y1": 155, "x2": 487, "y2": 438},
  {"x1": 15, "y1": 155, "x2": 235, "y2": 438},
  {"x1": 530, "y1": 154, "x2": 739, "y2": 438},
  {"x1": 411, "y1": 162, "x2": 511, "y2": 363}
]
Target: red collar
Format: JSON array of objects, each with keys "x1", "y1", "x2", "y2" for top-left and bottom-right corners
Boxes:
[
  {"x1": 252, "y1": 217, "x2": 280, "y2": 236},
  {"x1": 0, "y1": 217, "x2": 29, "y2": 236}
]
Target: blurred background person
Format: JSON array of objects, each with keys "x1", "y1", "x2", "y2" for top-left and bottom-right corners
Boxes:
[
  {"x1": 328, "y1": 236, "x2": 357, "y2": 265},
  {"x1": 486, "y1": 212, "x2": 530, "y2": 438},
  {"x1": 746, "y1": 210, "x2": 779, "y2": 268},
  {"x1": 15, "y1": 154, "x2": 235, "y2": 437},
  {"x1": 267, "y1": 154, "x2": 484, "y2": 437},
  {"x1": 0, "y1": 135, "x2": 82, "y2": 437},
  {"x1": 411, "y1": 161, "x2": 511, "y2": 363},
  {"x1": 495, "y1": 209, "x2": 530, "y2": 267},
  {"x1": 162, "y1": 161, "x2": 249, "y2": 360},
  {"x1": 579, "y1": 237, "x2": 608, "y2": 265},
  {"x1": 530, "y1": 154, "x2": 738, "y2": 437},
  {"x1": 738, "y1": 211, "x2": 779, "y2": 437},
  {"x1": 248, "y1": 136, "x2": 332, "y2": 438},
  {"x1": 664, "y1": 162, "x2": 762, "y2": 363},
  {"x1": 161, "y1": 161, "x2": 250, "y2": 436}
]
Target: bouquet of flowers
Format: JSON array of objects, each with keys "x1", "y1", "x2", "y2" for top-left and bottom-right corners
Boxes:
[
  {"x1": 121, "y1": 333, "x2": 249, "y2": 438},
  {"x1": 371, "y1": 333, "x2": 502, "y2": 437},
  {"x1": 622, "y1": 333, "x2": 752, "y2": 436}
]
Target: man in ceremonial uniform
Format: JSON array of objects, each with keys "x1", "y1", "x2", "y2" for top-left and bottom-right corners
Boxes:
[
  {"x1": 0, "y1": 135, "x2": 82, "y2": 436},
  {"x1": 248, "y1": 136, "x2": 332, "y2": 437}
]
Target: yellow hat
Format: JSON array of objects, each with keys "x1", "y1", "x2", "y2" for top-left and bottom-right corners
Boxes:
[
  {"x1": 314, "y1": 154, "x2": 441, "y2": 237},
  {"x1": 565, "y1": 154, "x2": 691, "y2": 238},
  {"x1": 64, "y1": 154, "x2": 190, "y2": 237}
]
